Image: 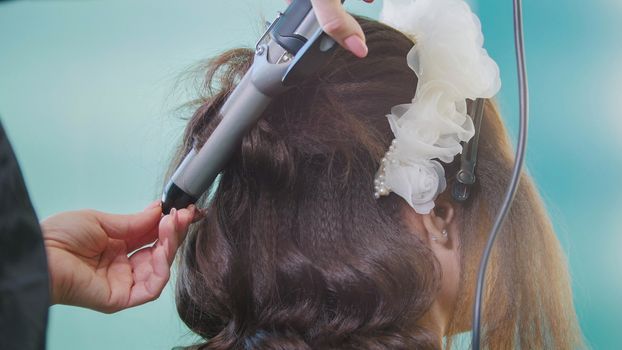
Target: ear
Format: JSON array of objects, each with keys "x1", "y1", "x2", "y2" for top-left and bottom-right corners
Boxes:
[
  {"x1": 419, "y1": 199, "x2": 461, "y2": 336},
  {"x1": 422, "y1": 199, "x2": 455, "y2": 246}
]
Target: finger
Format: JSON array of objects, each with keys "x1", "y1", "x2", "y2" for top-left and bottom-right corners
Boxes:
[
  {"x1": 192, "y1": 207, "x2": 207, "y2": 223},
  {"x1": 127, "y1": 209, "x2": 179, "y2": 307},
  {"x1": 124, "y1": 202, "x2": 163, "y2": 250},
  {"x1": 158, "y1": 207, "x2": 194, "y2": 264},
  {"x1": 177, "y1": 205, "x2": 196, "y2": 242},
  {"x1": 125, "y1": 205, "x2": 197, "y2": 308},
  {"x1": 94, "y1": 206, "x2": 162, "y2": 251},
  {"x1": 310, "y1": 0, "x2": 368, "y2": 58},
  {"x1": 126, "y1": 208, "x2": 189, "y2": 306},
  {"x1": 158, "y1": 208, "x2": 177, "y2": 260},
  {"x1": 126, "y1": 246, "x2": 170, "y2": 307},
  {"x1": 144, "y1": 200, "x2": 161, "y2": 210}
]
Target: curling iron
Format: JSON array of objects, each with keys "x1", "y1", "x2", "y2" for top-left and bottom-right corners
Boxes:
[{"x1": 161, "y1": 0, "x2": 339, "y2": 214}]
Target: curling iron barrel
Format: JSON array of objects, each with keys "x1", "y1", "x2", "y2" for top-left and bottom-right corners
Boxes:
[{"x1": 161, "y1": 0, "x2": 339, "y2": 214}]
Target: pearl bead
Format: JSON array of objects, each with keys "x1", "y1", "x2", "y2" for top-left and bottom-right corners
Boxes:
[
  {"x1": 374, "y1": 192, "x2": 380, "y2": 199},
  {"x1": 391, "y1": 139, "x2": 398, "y2": 146},
  {"x1": 379, "y1": 188, "x2": 389, "y2": 195}
]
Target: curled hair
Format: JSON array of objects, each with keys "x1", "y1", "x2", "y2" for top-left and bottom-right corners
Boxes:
[{"x1": 172, "y1": 17, "x2": 584, "y2": 350}]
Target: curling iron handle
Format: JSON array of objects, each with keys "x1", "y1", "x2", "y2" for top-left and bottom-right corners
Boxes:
[{"x1": 161, "y1": 72, "x2": 272, "y2": 214}]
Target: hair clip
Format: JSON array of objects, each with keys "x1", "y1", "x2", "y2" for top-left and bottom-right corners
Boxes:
[{"x1": 452, "y1": 98, "x2": 485, "y2": 202}]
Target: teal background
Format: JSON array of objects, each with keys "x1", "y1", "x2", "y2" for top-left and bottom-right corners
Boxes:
[{"x1": 0, "y1": 0, "x2": 620, "y2": 348}]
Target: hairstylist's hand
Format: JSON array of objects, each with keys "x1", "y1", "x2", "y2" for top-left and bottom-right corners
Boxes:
[
  {"x1": 41, "y1": 202, "x2": 197, "y2": 313},
  {"x1": 287, "y1": 0, "x2": 374, "y2": 58}
]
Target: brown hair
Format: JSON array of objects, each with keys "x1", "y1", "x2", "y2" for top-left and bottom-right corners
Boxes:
[{"x1": 171, "y1": 17, "x2": 584, "y2": 350}]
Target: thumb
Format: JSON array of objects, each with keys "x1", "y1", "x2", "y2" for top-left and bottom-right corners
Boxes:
[
  {"x1": 310, "y1": 0, "x2": 368, "y2": 58},
  {"x1": 94, "y1": 206, "x2": 162, "y2": 250}
]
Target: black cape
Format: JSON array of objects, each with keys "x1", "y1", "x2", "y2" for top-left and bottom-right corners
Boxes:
[{"x1": 0, "y1": 120, "x2": 49, "y2": 349}]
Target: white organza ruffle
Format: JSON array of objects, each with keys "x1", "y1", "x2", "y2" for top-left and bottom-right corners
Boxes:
[{"x1": 374, "y1": 0, "x2": 501, "y2": 214}]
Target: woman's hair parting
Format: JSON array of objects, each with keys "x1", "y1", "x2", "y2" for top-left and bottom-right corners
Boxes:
[{"x1": 171, "y1": 17, "x2": 584, "y2": 350}]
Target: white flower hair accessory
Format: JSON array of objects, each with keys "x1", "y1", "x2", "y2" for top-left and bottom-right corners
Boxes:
[{"x1": 373, "y1": 0, "x2": 502, "y2": 214}]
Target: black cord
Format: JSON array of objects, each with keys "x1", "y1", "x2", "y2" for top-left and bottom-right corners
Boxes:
[{"x1": 470, "y1": 0, "x2": 529, "y2": 348}]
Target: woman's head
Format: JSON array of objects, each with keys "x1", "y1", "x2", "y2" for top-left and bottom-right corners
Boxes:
[{"x1": 172, "y1": 17, "x2": 583, "y2": 349}]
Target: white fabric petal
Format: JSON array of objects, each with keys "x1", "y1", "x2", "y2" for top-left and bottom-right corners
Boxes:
[{"x1": 384, "y1": 160, "x2": 447, "y2": 213}]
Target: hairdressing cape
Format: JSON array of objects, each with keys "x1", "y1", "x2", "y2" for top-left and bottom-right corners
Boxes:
[{"x1": 0, "y1": 120, "x2": 49, "y2": 349}]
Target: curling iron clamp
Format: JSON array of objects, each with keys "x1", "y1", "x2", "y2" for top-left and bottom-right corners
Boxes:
[{"x1": 161, "y1": 0, "x2": 340, "y2": 214}]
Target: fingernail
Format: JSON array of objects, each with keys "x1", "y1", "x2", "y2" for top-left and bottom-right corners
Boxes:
[
  {"x1": 344, "y1": 35, "x2": 368, "y2": 58},
  {"x1": 188, "y1": 204, "x2": 198, "y2": 221},
  {"x1": 192, "y1": 208, "x2": 207, "y2": 223}
]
